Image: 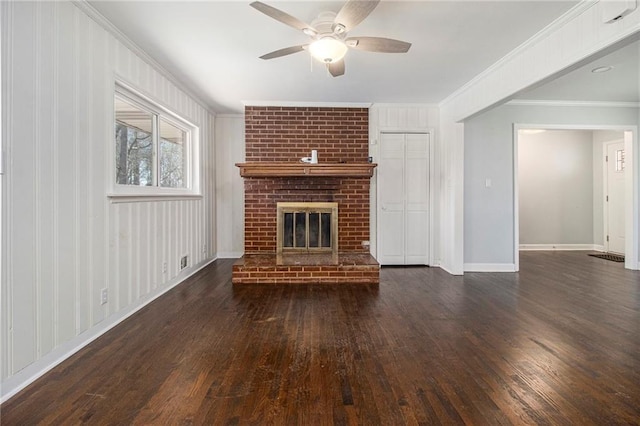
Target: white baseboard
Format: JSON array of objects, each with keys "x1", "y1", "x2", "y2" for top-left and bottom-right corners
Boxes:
[
  {"x1": 0, "y1": 257, "x2": 216, "y2": 404},
  {"x1": 464, "y1": 263, "x2": 517, "y2": 272},
  {"x1": 519, "y1": 244, "x2": 603, "y2": 251},
  {"x1": 216, "y1": 251, "x2": 243, "y2": 259},
  {"x1": 438, "y1": 262, "x2": 464, "y2": 276}
]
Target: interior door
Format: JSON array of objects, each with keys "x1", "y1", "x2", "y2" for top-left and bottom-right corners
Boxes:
[
  {"x1": 378, "y1": 134, "x2": 406, "y2": 264},
  {"x1": 606, "y1": 141, "x2": 625, "y2": 254},
  {"x1": 377, "y1": 133, "x2": 429, "y2": 265},
  {"x1": 405, "y1": 134, "x2": 429, "y2": 264}
]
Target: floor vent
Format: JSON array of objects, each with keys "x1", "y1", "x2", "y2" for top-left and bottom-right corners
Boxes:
[{"x1": 588, "y1": 253, "x2": 625, "y2": 262}]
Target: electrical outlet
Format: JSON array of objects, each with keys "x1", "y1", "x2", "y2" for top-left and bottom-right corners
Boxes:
[
  {"x1": 100, "y1": 288, "x2": 108, "y2": 305},
  {"x1": 162, "y1": 262, "x2": 168, "y2": 274},
  {"x1": 180, "y1": 255, "x2": 188, "y2": 270}
]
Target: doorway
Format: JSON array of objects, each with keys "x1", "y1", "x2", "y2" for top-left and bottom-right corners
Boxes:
[{"x1": 513, "y1": 125, "x2": 638, "y2": 271}]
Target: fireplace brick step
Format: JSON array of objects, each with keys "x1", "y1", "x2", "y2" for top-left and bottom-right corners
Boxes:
[{"x1": 232, "y1": 253, "x2": 379, "y2": 284}]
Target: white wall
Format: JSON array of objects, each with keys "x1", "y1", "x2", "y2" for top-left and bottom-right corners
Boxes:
[
  {"x1": 464, "y1": 103, "x2": 638, "y2": 268},
  {"x1": 1, "y1": 1, "x2": 216, "y2": 401},
  {"x1": 518, "y1": 130, "x2": 594, "y2": 246},
  {"x1": 215, "y1": 115, "x2": 244, "y2": 257}
]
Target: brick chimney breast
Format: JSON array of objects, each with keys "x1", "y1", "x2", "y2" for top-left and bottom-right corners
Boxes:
[
  {"x1": 243, "y1": 106, "x2": 371, "y2": 254},
  {"x1": 234, "y1": 106, "x2": 379, "y2": 284}
]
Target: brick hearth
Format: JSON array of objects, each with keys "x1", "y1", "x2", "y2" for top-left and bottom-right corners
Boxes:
[
  {"x1": 232, "y1": 106, "x2": 379, "y2": 284},
  {"x1": 232, "y1": 253, "x2": 379, "y2": 284}
]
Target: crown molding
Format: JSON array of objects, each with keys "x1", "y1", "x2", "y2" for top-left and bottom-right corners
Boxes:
[
  {"x1": 71, "y1": 0, "x2": 217, "y2": 116},
  {"x1": 370, "y1": 103, "x2": 440, "y2": 109},
  {"x1": 242, "y1": 100, "x2": 372, "y2": 109},
  {"x1": 439, "y1": 0, "x2": 598, "y2": 109},
  {"x1": 508, "y1": 99, "x2": 640, "y2": 108},
  {"x1": 215, "y1": 113, "x2": 245, "y2": 119}
]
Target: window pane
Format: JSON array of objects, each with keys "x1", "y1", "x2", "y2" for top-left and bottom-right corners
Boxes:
[
  {"x1": 283, "y1": 213, "x2": 294, "y2": 248},
  {"x1": 321, "y1": 213, "x2": 331, "y2": 248},
  {"x1": 159, "y1": 119, "x2": 185, "y2": 188},
  {"x1": 115, "y1": 97, "x2": 153, "y2": 186},
  {"x1": 295, "y1": 212, "x2": 306, "y2": 248},
  {"x1": 616, "y1": 149, "x2": 625, "y2": 172},
  {"x1": 308, "y1": 213, "x2": 320, "y2": 248}
]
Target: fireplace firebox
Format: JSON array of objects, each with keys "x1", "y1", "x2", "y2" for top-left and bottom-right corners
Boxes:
[{"x1": 276, "y1": 202, "x2": 338, "y2": 255}]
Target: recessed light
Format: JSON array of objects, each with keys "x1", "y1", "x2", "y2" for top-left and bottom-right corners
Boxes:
[{"x1": 591, "y1": 66, "x2": 613, "y2": 73}]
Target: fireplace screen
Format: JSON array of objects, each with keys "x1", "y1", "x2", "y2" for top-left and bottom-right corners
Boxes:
[{"x1": 277, "y1": 202, "x2": 338, "y2": 253}]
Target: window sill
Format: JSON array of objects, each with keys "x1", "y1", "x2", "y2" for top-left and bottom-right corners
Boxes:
[{"x1": 107, "y1": 193, "x2": 203, "y2": 203}]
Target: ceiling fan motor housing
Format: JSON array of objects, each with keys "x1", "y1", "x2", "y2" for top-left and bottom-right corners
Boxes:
[{"x1": 310, "y1": 11, "x2": 345, "y2": 39}]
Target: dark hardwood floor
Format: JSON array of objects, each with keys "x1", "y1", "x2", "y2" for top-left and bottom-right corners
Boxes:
[{"x1": 2, "y1": 251, "x2": 639, "y2": 425}]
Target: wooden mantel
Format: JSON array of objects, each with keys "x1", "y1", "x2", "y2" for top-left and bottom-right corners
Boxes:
[{"x1": 236, "y1": 162, "x2": 377, "y2": 178}]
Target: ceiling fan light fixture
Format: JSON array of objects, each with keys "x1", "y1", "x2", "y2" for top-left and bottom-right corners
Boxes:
[{"x1": 309, "y1": 37, "x2": 348, "y2": 63}]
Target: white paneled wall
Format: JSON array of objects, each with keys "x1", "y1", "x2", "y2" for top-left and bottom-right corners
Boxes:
[
  {"x1": 371, "y1": 105, "x2": 439, "y2": 132},
  {"x1": 215, "y1": 115, "x2": 245, "y2": 257},
  {"x1": 369, "y1": 105, "x2": 440, "y2": 265},
  {"x1": 1, "y1": 1, "x2": 216, "y2": 400}
]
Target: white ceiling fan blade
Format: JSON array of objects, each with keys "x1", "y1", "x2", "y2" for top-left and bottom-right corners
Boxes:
[
  {"x1": 327, "y1": 59, "x2": 345, "y2": 77},
  {"x1": 260, "y1": 45, "x2": 307, "y2": 60},
  {"x1": 346, "y1": 37, "x2": 411, "y2": 53},
  {"x1": 250, "y1": 1, "x2": 317, "y2": 34},
  {"x1": 334, "y1": 0, "x2": 380, "y2": 32}
]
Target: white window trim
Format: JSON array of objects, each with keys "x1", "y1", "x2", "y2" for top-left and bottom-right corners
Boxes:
[{"x1": 108, "y1": 80, "x2": 201, "y2": 201}]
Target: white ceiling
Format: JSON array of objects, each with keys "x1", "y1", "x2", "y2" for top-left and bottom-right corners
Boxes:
[
  {"x1": 89, "y1": 0, "x2": 584, "y2": 113},
  {"x1": 516, "y1": 39, "x2": 640, "y2": 103}
]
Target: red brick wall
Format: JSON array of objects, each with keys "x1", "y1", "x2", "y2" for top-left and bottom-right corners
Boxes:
[
  {"x1": 245, "y1": 106, "x2": 369, "y2": 163},
  {"x1": 243, "y1": 106, "x2": 371, "y2": 254}
]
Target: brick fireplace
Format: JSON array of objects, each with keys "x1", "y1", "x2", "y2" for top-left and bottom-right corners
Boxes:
[{"x1": 232, "y1": 106, "x2": 380, "y2": 284}]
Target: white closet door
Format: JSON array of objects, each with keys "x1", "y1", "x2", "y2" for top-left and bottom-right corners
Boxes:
[
  {"x1": 377, "y1": 133, "x2": 429, "y2": 265},
  {"x1": 405, "y1": 134, "x2": 429, "y2": 264},
  {"x1": 378, "y1": 133, "x2": 406, "y2": 264}
]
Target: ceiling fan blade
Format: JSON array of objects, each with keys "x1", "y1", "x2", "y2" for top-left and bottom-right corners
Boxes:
[
  {"x1": 334, "y1": 0, "x2": 380, "y2": 32},
  {"x1": 260, "y1": 45, "x2": 307, "y2": 60},
  {"x1": 327, "y1": 59, "x2": 345, "y2": 77},
  {"x1": 250, "y1": 1, "x2": 316, "y2": 34},
  {"x1": 346, "y1": 37, "x2": 411, "y2": 53}
]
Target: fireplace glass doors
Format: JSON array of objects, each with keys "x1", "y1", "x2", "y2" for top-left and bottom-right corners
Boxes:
[{"x1": 276, "y1": 202, "x2": 338, "y2": 254}]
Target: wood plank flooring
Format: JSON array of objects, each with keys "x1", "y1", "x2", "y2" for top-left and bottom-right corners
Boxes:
[{"x1": 2, "y1": 251, "x2": 640, "y2": 424}]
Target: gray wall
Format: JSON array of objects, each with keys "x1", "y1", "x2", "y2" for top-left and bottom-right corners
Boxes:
[
  {"x1": 518, "y1": 130, "x2": 594, "y2": 245},
  {"x1": 464, "y1": 104, "x2": 638, "y2": 265}
]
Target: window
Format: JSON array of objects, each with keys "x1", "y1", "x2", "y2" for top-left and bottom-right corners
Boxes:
[
  {"x1": 615, "y1": 149, "x2": 625, "y2": 172},
  {"x1": 111, "y1": 83, "x2": 199, "y2": 199}
]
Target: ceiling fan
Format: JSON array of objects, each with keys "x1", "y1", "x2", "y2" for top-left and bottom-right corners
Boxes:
[{"x1": 250, "y1": 0, "x2": 411, "y2": 77}]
